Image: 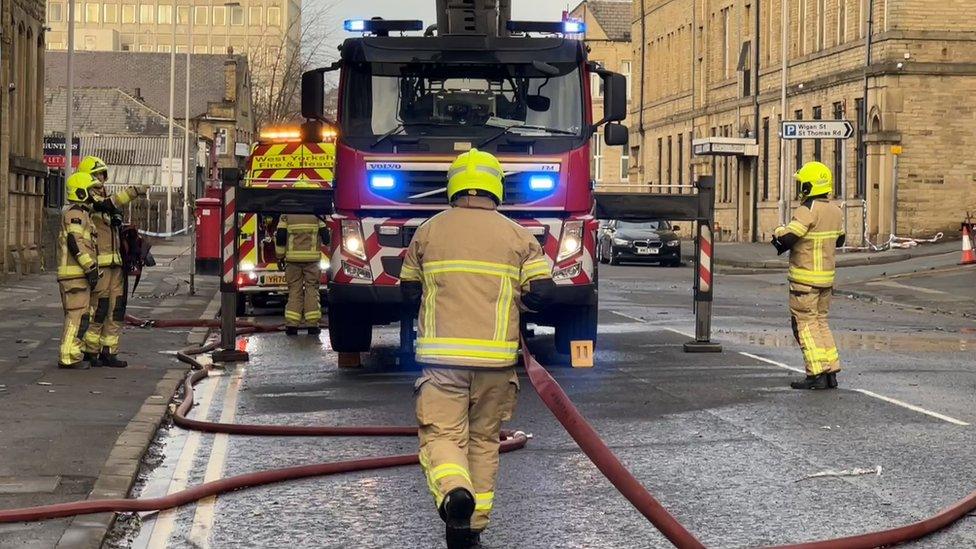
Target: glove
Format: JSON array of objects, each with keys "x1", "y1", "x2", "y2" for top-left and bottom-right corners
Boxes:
[
  {"x1": 85, "y1": 268, "x2": 100, "y2": 288},
  {"x1": 277, "y1": 260, "x2": 286, "y2": 271},
  {"x1": 111, "y1": 213, "x2": 124, "y2": 227},
  {"x1": 771, "y1": 235, "x2": 789, "y2": 255}
]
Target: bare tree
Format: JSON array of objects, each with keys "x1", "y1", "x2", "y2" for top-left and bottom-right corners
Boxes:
[{"x1": 248, "y1": 2, "x2": 338, "y2": 128}]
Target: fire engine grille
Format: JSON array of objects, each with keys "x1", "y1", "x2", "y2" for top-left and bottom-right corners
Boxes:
[{"x1": 375, "y1": 223, "x2": 546, "y2": 249}]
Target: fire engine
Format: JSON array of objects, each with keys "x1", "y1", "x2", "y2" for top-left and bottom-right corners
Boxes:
[
  {"x1": 235, "y1": 125, "x2": 336, "y2": 314},
  {"x1": 300, "y1": 1, "x2": 628, "y2": 353}
]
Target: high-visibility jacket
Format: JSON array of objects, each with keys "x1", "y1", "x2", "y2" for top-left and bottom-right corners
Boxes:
[
  {"x1": 92, "y1": 187, "x2": 141, "y2": 267},
  {"x1": 57, "y1": 204, "x2": 98, "y2": 281},
  {"x1": 275, "y1": 214, "x2": 327, "y2": 263},
  {"x1": 400, "y1": 202, "x2": 553, "y2": 369},
  {"x1": 774, "y1": 198, "x2": 845, "y2": 288}
]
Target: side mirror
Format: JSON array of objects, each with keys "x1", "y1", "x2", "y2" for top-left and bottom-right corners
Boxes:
[
  {"x1": 604, "y1": 123, "x2": 628, "y2": 146},
  {"x1": 301, "y1": 62, "x2": 340, "y2": 121},
  {"x1": 601, "y1": 72, "x2": 627, "y2": 122},
  {"x1": 526, "y1": 95, "x2": 551, "y2": 112}
]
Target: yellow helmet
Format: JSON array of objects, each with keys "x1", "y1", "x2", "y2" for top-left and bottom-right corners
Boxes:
[
  {"x1": 446, "y1": 148, "x2": 504, "y2": 204},
  {"x1": 78, "y1": 155, "x2": 108, "y2": 175},
  {"x1": 65, "y1": 171, "x2": 101, "y2": 203},
  {"x1": 794, "y1": 161, "x2": 833, "y2": 197}
]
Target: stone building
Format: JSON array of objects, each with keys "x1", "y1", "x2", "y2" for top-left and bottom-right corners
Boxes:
[
  {"x1": 0, "y1": 0, "x2": 48, "y2": 278},
  {"x1": 632, "y1": 0, "x2": 976, "y2": 243},
  {"x1": 570, "y1": 0, "x2": 633, "y2": 189}
]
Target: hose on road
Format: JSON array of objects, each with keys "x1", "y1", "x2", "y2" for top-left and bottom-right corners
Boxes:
[{"x1": 0, "y1": 322, "x2": 973, "y2": 549}]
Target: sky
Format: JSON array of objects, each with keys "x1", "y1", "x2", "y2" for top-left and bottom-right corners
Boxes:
[{"x1": 322, "y1": 0, "x2": 579, "y2": 58}]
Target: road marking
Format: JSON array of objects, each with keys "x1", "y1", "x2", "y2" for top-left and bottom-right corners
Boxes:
[
  {"x1": 865, "y1": 279, "x2": 949, "y2": 295},
  {"x1": 145, "y1": 370, "x2": 222, "y2": 549},
  {"x1": 738, "y1": 352, "x2": 969, "y2": 426},
  {"x1": 610, "y1": 310, "x2": 648, "y2": 323},
  {"x1": 188, "y1": 365, "x2": 246, "y2": 547},
  {"x1": 663, "y1": 327, "x2": 695, "y2": 338}
]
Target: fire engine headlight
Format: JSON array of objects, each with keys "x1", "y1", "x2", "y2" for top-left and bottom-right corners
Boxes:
[
  {"x1": 341, "y1": 261, "x2": 372, "y2": 280},
  {"x1": 557, "y1": 220, "x2": 584, "y2": 261},
  {"x1": 320, "y1": 259, "x2": 329, "y2": 270},
  {"x1": 240, "y1": 261, "x2": 255, "y2": 272},
  {"x1": 369, "y1": 173, "x2": 397, "y2": 191},
  {"x1": 552, "y1": 263, "x2": 581, "y2": 281},
  {"x1": 341, "y1": 220, "x2": 367, "y2": 260},
  {"x1": 528, "y1": 174, "x2": 556, "y2": 192}
]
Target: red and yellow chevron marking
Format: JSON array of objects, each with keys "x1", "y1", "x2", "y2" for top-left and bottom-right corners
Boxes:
[
  {"x1": 238, "y1": 214, "x2": 258, "y2": 267},
  {"x1": 245, "y1": 142, "x2": 335, "y2": 189}
]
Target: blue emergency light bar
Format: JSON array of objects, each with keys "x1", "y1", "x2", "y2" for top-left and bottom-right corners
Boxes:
[
  {"x1": 506, "y1": 20, "x2": 586, "y2": 34},
  {"x1": 344, "y1": 18, "x2": 424, "y2": 33}
]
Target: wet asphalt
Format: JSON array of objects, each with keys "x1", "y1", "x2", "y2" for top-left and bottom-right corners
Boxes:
[{"x1": 117, "y1": 260, "x2": 976, "y2": 549}]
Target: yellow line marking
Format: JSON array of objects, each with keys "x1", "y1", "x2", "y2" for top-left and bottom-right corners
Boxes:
[{"x1": 188, "y1": 365, "x2": 246, "y2": 547}]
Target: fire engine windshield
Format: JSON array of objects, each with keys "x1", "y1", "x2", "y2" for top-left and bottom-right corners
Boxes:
[{"x1": 341, "y1": 62, "x2": 584, "y2": 140}]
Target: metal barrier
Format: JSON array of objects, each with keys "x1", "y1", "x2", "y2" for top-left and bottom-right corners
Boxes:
[{"x1": 594, "y1": 176, "x2": 722, "y2": 353}]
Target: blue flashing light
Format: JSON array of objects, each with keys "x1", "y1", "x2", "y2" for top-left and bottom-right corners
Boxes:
[
  {"x1": 528, "y1": 174, "x2": 556, "y2": 191},
  {"x1": 344, "y1": 19, "x2": 366, "y2": 32},
  {"x1": 563, "y1": 20, "x2": 585, "y2": 33},
  {"x1": 369, "y1": 173, "x2": 397, "y2": 190}
]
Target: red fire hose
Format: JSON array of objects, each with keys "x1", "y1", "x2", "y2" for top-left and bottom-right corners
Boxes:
[{"x1": 0, "y1": 322, "x2": 973, "y2": 549}]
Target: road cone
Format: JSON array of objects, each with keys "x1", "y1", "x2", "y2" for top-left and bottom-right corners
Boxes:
[{"x1": 960, "y1": 224, "x2": 976, "y2": 265}]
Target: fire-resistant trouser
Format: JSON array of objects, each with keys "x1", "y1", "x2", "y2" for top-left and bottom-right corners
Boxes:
[
  {"x1": 284, "y1": 262, "x2": 321, "y2": 327},
  {"x1": 789, "y1": 282, "x2": 841, "y2": 376},
  {"x1": 85, "y1": 266, "x2": 125, "y2": 354},
  {"x1": 59, "y1": 278, "x2": 93, "y2": 365},
  {"x1": 416, "y1": 367, "x2": 519, "y2": 532}
]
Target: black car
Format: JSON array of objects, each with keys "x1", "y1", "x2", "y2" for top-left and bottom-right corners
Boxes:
[{"x1": 598, "y1": 219, "x2": 682, "y2": 266}]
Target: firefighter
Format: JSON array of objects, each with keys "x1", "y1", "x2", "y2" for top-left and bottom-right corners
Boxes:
[
  {"x1": 275, "y1": 214, "x2": 328, "y2": 336},
  {"x1": 78, "y1": 156, "x2": 146, "y2": 368},
  {"x1": 772, "y1": 161, "x2": 845, "y2": 390},
  {"x1": 400, "y1": 149, "x2": 555, "y2": 548},
  {"x1": 57, "y1": 172, "x2": 102, "y2": 369}
]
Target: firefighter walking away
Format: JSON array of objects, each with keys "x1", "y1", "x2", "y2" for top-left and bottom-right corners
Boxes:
[
  {"x1": 78, "y1": 156, "x2": 146, "y2": 367},
  {"x1": 276, "y1": 214, "x2": 328, "y2": 336},
  {"x1": 57, "y1": 172, "x2": 102, "y2": 369},
  {"x1": 772, "y1": 161, "x2": 845, "y2": 390},
  {"x1": 401, "y1": 149, "x2": 555, "y2": 548}
]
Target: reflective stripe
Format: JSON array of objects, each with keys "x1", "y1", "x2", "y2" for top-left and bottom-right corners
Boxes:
[
  {"x1": 475, "y1": 491, "x2": 494, "y2": 512},
  {"x1": 419, "y1": 454, "x2": 444, "y2": 506},
  {"x1": 77, "y1": 253, "x2": 95, "y2": 269},
  {"x1": 431, "y1": 463, "x2": 472, "y2": 483},
  {"x1": 416, "y1": 337, "x2": 519, "y2": 362},
  {"x1": 97, "y1": 252, "x2": 123, "y2": 266},
  {"x1": 423, "y1": 272, "x2": 437, "y2": 337},
  {"x1": 447, "y1": 164, "x2": 503, "y2": 180},
  {"x1": 304, "y1": 310, "x2": 322, "y2": 321},
  {"x1": 789, "y1": 266, "x2": 835, "y2": 286},
  {"x1": 58, "y1": 265, "x2": 87, "y2": 278},
  {"x1": 786, "y1": 221, "x2": 809, "y2": 237},
  {"x1": 66, "y1": 225, "x2": 89, "y2": 236},
  {"x1": 493, "y1": 277, "x2": 512, "y2": 341},
  {"x1": 424, "y1": 260, "x2": 519, "y2": 279},
  {"x1": 400, "y1": 264, "x2": 421, "y2": 281},
  {"x1": 284, "y1": 310, "x2": 302, "y2": 321},
  {"x1": 287, "y1": 223, "x2": 320, "y2": 230},
  {"x1": 520, "y1": 259, "x2": 551, "y2": 284}
]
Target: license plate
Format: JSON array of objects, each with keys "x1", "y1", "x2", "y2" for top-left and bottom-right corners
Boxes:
[
  {"x1": 636, "y1": 247, "x2": 658, "y2": 255},
  {"x1": 260, "y1": 274, "x2": 286, "y2": 286}
]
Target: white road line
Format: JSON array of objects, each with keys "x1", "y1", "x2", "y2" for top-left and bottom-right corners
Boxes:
[
  {"x1": 610, "y1": 310, "x2": 648, "y2": 323},
  {"x1": 865, "y1": 279, "x2": 949, "y2": 295},
  {"x1": 663, "y1": 327, "x2": 695, "y2": 338},
  {"x1": 738, "y1": 352, "x2": 969, "y2": 426},
  {"x1": 188, "y1": 365, "x2": 246, "y2": 547},
  {"x1": 145, "y1": 370, "x2": 223, "y2": 549}
]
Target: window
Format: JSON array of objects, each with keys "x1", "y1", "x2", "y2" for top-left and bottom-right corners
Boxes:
[
  {"x1": 230, "y1": 5, "x2": 244, "y2": 25},
  {"x1": 158, "y1": 4, "x2": 171, "y2": 24},
  {"x1": 838, "y1": 0, "x2": 847, "y2": 44},
  {"x1": 177, "y1": 5, "x2": 189, "y2": 24},
  {"x1": 267, "y1": 6, "x2": 280, "y2": 26},
  {"x1": 620, "y1": 147, "x2": 629, "y2": 181},
  {"x1": 85, "y1": 3, "x2": 98, "y2": 22},
  {"x1": 832, "y1": 102, "x2": 844, "y2": 196},
  {"x1": 855, "y1": 97, "x2": 865, "y2": 197},
  {"x1": 176, "y1": 44, "x2": 187, "y2": 53},
  {"x1": 722, "y1": 126, "x2": 731, "y2": 203},
  {"x1": 249, "y1": 6, "x2": 261, "y2": 25},
  {"x1": 104, "y1": 3, "x2": 117, "y2": 22},
  {"x1": 762, "y1": 117, "x2": 770, "y2": 199},
  {"x1": 858, "y1": 0, "x2": 866, "y2": 38},
  {"x1": 83, "y1": 34, "x2": 97, "y2": 49},
  {"x1": 592, "y1": 132, "x2": 604, "y2": 182},
  {"x1": 194, "y1": 5, "x2": 207, "y2": 24},
  {"x1": 212, "y1": 5, "x2": 225, "y2": 25},
  {"x1": 590, "y1": 71, "x2": 603, "y2": 98},
  {"x1": 122, "y1": 4, "x2": 135, "y2": 22},
  {"x1": 139, "y1": 4, "x2": 153, "y2": 23},
  {"x1": 677, "y1": 133, "x2": 684, "y2": 189},
  {"x1": 620, "y1": 60, "x2": 632, "y2": 100},
  {"x1": 812, "y1": 105, "x2": 822, "y2": 160},
  {"x1": 794, "y1": 109, "x2": 804, "y2": 196},
  {"x1": 193, "y1": 45, "x2": 209, "y2": 53},
  {"x1": 798, "y1": 0, "x2": 807, "y2": 56},
  {"x1": 667, "y1": 136, "x2": 673, "y2": 186},
  {"x1": 139, "y1": 43, "x2": 153, "y2": 51},
  {"x1": 721, "y1": 7, "x2": 731, "y2": 78},
  {"x1": 49, "y1": 2, "x2": 64, "y2": 22},
  {"x1": 817, "y1": 0, "x2": 825, "y2": 50},
  {"x1": 657, "y1": 137, "x2": 663, "y2": 187},
  {"x1": 158, "y1": 44, "x2": 171, "y2": 52}
]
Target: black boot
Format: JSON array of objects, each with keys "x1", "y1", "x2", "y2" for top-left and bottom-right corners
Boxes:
[
  {"x1": 100, "y1": 349, "x2": 128, "y2": 368},
  {"x1": 285, "y1": 326, "x2": 299, "y2": 336},
  {"x1": 84, "y1": 352, "x2": 102, "y2": 368},
  {"x1": 307, "y1": 326, "x2": 321, "y2": 336},
  {"x1": 58, "y1": 360, "x2": 90, "y2": 370},
  {"x1": 827, "y1": 372, "x2": 838, "y2": 389},
  {"x1": 440, "y1": 488, "x2": 475, "y2": 549},
  {"x1": 790, "y1": 374, "x2": 829, "y2": 390}
]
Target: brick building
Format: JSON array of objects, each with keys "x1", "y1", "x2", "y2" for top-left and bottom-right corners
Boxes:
[
  {"x1": 632, "y1": 0, "x2": 976, "y2": 243},
  {"x1": 0, "y1": 0, "x2": 48, "y2": 278},
  {"x1": 571, "y1": 0, "x2": 634, "y2": 189}
]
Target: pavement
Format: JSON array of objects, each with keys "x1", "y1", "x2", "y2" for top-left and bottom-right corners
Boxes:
[
  {"x1": 106, "y1": 257, "x2": 976, "y2": 549},
  {"x1": 0, "y1": 236, "x2": 218, "y2": 549}
]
